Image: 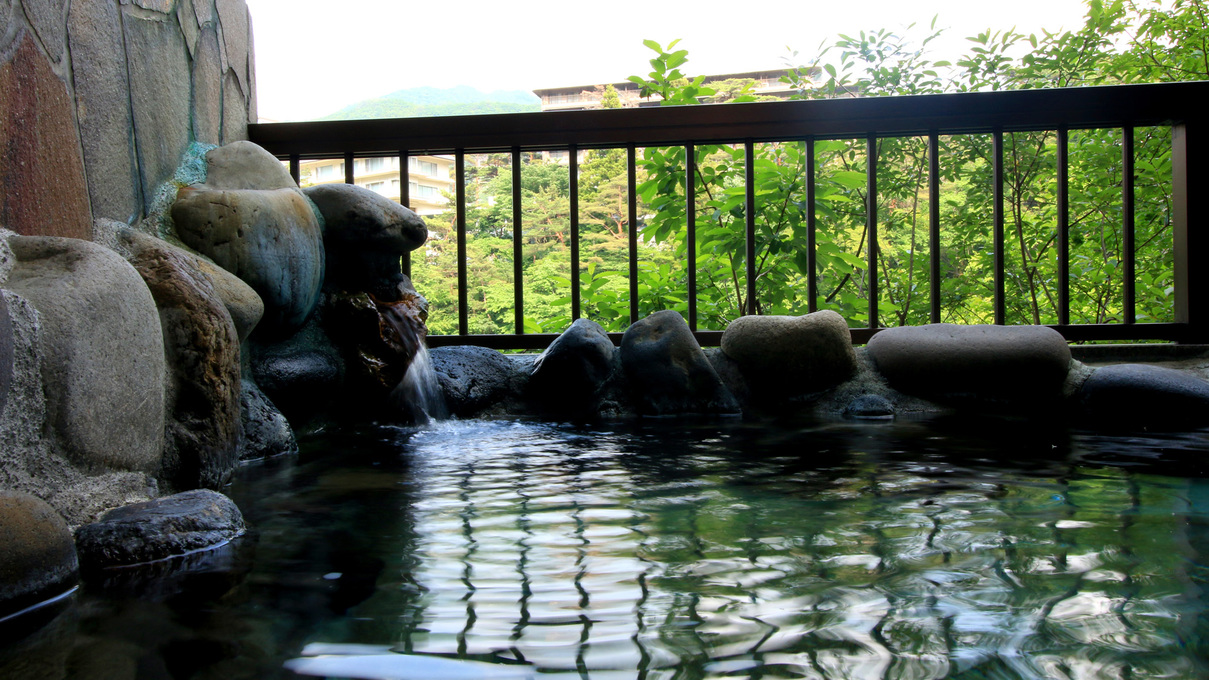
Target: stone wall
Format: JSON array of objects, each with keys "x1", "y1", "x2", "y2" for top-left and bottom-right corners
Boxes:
[{"x1": 0, "y1": 0, "x2": 255, "y2": 237}]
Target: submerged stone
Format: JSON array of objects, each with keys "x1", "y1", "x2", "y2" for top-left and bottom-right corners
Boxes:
[
  {"x1": 620, "y1": 310, "x2": 739, "y2": 416},
  {"x1": 1079, "y1": 363, "x2": 1209, "y2": 427},
  {"x1": 74, "y1": 489, "x2": 246, "y2": 570},
  {"x1": 0, "y1": 491, "x2": 78, "y2": 619},
  {"x1": 721, "y1": 310, "x2": 857, "y2": 400},
  {"x1": 866, "y1": 323, "x2": 1071, "y2": 409}
]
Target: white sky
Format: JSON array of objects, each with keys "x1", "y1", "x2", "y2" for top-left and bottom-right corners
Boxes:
[{"x1": 246, "y1": 0, "x2": 1093, "y2": 122}]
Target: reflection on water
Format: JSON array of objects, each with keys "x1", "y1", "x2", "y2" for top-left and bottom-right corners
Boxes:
[{"x1": 58, "y1": 418, "x2": 1209, "y2": 678}]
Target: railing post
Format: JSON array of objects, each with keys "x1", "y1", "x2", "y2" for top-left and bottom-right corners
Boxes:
[
  {"x1": 1122, "y1": 126, "x2": 1136, "y2": 325},
  {"x1": 928, "y1": 133, "x2": 940, "y2": 324},
  {"x1": 569, "y1": 145, "x2": 581, "y2": 322},
  {"x1": 344, "y1": 151, "x2": 354, "y2": 185},
  {"x1": 1057, "y1": 128, "x2": 1070, "y2": 326},
  {"x1": 686, "y1": 143, "x2": 699, "y2": 329},
  {"x1": 289, "y1": 154, "x2": 300, "y2": 187},
  {"x1": 866, "y1": 135, "x2": 878, "y2": 329},
  {"x1": 992, "y1": 130, "x2": 1006, "y2": 325},
  {"x1": 744, "y1": 140, "x2": 757, "y2": 316},
  {"x1": 455, "y1": 150, "x2": 468, "y2": 336},
  {"x1": 1173, "y1": 121, "x2": 1209, "y2": 341},
  {"x1": 512, "y1": 147, "x2": 524, "y2": 335},
  {"x1": 399, "y1": 149, "x2": 411, "y2": 279},
  {"x1": 627, "y1": 144, "x2": 640, "y2": 325},
  {"x1": 806, "y1": 139, "x2": 818, "y2": 314}
]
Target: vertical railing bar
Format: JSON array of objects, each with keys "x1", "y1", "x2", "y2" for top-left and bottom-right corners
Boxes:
[
  {"x1": 867, "y1": 135, "x2": 879, "y2": 330},
  {"x1": 928, "y1": 133, "x2": 941, "y2": 324},
  {"x1": 993, "y1": 130, "x2": 1006, "y2": 325},
  {"x1": 570, "y1": 144, "x2": 581, "y2": 321},
  {"x1": 806, "y1": 138, "x2": 818, "y2": 313},
  {"x1": 399, "y1": 149, "x2": 411, "y2": 279},
  {"x1": 627, "y1": 144, "x2": 640, "y2": 325},
  {"x1": 1058, "y1": 127, "x2": 1071, "y2": 326},
  {"x1": 455, "y1": 150, "x2": 468, "y2": 336},
  {"x1": 1123, "y1": 125, "x2": 1136, "y2": 325},
  {"x1": 687, "y1": 143, "x2": 699, "y2": 329},
  {"x1": 344, "y1": 151, "x2": 354, "y2": 185},
  {"x1": 512, "y1": 147, "x2": 524, "y2": 335},
  {"x1": 289, "y1": 154, "x2": 300, "y2": 187},
  {"x1": 744, "y1": 140, "x2": 757, "y2": 316}
]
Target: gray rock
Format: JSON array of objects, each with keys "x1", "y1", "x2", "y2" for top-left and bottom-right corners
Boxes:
[
  {"x1": 201, "y1": 140, "x2": 296, "y2": 191},
  {"x1": 1, "y1": 293, "x2": 11, "y2": 417},
  {"x1": 124, "y1": 0, "x2": 174, "y2": 11},
  {"x1": 0, "y1": 491, "x2": 78, "y2": 618},
  {"x1": 304, "y1": 183, "x2": 427, "y2": 297},
  {"x1": 221, "y1": 68, "x2": 246, "y2": 143},
  {"x1": 68, "y1": 0, "x2": 141, "y2": 222},
  {"x1": 194, "y1": 258, "x2": 263, "y2": 342},
  {"x1": 4, "y1": 236, "x2": 165, "y2": 473},
  {"x1": 528, "y1": 319, "x2": 616, "y2": 415},
  {"x1": 843, "y1": 394, "x2": 895, "y2": 420},
  {"x1": 191, "y1": 23, "x2": 222, "y2": 145},
  {"x1": 172, "y1": 185, "x2": 324, "y2": 338},
  {"x1": 239, "y1": 374, "x2": 297, "y2": 460},
  {"x1": 123, "y1": 3, "x2": 192, "y2": 215},
  {"x1": 1079, "y1": 363, "x2": 1209, "y2": 427},
  {"x1": 193, "y1": 0, "x2": 215, "y2": 25},
  {"x1": 431, "y1": 346, "x2": 524, "y2": 417},
  {"x1": 177, "y1": 0, "x2": 200, "y2": 57},
  {"x1": 115, "y1": 228, "x2": 243, "y2": 490},
  {"x1": 866, "y1": 323, "x2": 1072, "y2": 408},
  {"x1": 620, "y1": 311, "x2": 740, "y2": 416},
  {"x1": 23, "y1": 0, "x2": 67, "y2": 64},
  {"x1": 74, "y1": 489, "x2": 246, "y2": 569},
  {"x1": 215, "y1": 0, "x2": 249, "y2": 96},
  {"x1": 721, "y1": 311, "x2": 857, "y2": 399}
]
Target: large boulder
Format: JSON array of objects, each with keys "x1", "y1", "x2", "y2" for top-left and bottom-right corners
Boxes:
[
  {"x1": 3, "y1": 235, "x2": 165, "y2": 472},
  {"x1": 620, "y1": 310, "x2": 739, "y2": 416},
  {"x1": 430, "y1": 345, "x2": 523, "y2": 417},
  {"x1": 720, "y1": 311, "x2": 857, "y2": 400},
  {"x1": 866, "y1": 324, "x2": 1071, "y2": 409},
  {"x1": 1, "y1": 292, "x2": 11, "y2": 418},
  {"x1": 528, "y1": 318, "x2": 617, "y2": 416},
  {"x1": 304, "y1": 183, "x2": 427, "y2": 298},
  {"x1": 73, "y1": 489, "x2": 246, "y2": 570},
  {"x1": 0, "y1": 492, "x2": 78, "y2": 619},
  {"x1": 250, "y1": 333, "x2": 343, "y2": 421},
  {"x1": 105, "y1": 227, "x2": 244, "y2": 490},
  {"x1": 1078, "y1": 363, "x2": 1209, "y2": 427},
  {"x1": 239, "y1": 375, "x2": 298, "y2": 461},
  {"x1": 198, "y1": 140, "x2": 297, "y2": 191},
  {"x1": 171, "y1": 185, "x2": 324, "y2": 339}
]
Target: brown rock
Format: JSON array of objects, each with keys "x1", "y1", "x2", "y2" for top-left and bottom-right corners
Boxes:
[
  {"x1": 0, "y1": 35, "x2": 92, "y2": 239},
  {"x1": 0, "y1": 491, "x2": 78, "y2": 618},
  {"x1": 68, "y1": 0, "x2": 142, "y2": 222}
]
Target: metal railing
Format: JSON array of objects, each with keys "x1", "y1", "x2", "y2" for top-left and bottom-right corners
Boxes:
[{"x1": 249, "y1": 81, "x2": 1209, "y2": 348}]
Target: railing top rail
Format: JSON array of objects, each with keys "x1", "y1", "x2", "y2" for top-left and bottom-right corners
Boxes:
[{"x1": 250, "y1": 81, "x2": 1209, "y2": 156}]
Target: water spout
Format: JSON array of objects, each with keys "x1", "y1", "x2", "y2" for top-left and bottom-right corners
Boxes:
[{"x1": 393, "y1": 344, "x2": 448, "y2": 424}]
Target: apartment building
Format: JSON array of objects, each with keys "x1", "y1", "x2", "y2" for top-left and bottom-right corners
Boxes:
[
  {"x1": 299, "y1": 155, "x2": 455, "y2": 216},
  {"x1": 532, "y1": 69, "x2": 799, "y2": 112}
]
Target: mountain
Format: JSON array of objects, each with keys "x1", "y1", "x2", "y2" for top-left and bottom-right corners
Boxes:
[{"x1": 320, "y1": 86, "x2": 541, "y2": 120}]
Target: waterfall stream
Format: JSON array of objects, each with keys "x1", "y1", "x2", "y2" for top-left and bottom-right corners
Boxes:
[{"x1": 393, "y1": 344, "x2": 448, "y2": 423}]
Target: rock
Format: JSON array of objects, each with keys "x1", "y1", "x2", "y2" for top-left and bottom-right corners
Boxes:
[
  {"x1": 843, "y1": 394, "x2": 895, "y2": 420},
  {"x1": 216, "y1": 0, "x2": 250, "y2": 97},
  {"x1": 704, "y1": 346, "x2": 750, "y2": 409},
  {"x1": 721, "y1": 311, "x2": 857, "y2": 399},
  {"x1": 1078, "y1": 363, "x2": 1209, "y2": 427},
  {"x1": 620, "y1": 311, "x2": 740, "y2": 415},
  {"x1": 251, "y1": 345, "x2": 341, "y2": 420},
  {"x1": 122, "y1": 2, "x2": 192, "y2": 215},
  {"x1": 431, "y1": 346, "x2": 524, "y2": 417},
  {"x1": 1, "y1": 293, "x2": 11, "y2": 417},
  {"x1": 239, "y1": 375, "x2": 297, "y2": 461},
  {"x1": 304, "y1": 183, "x2": 427, "y2": 297},
  {"x1": 116, "y1": 229, "x2": 243, "y2": 490},
  {"x1": 324, "y1": 289, "x2": 429, "y2": 406},
  {"x1": 222, "y1": 69, "x2": 246, "y2": 144},
  {"x1": 22, "y1": 0, "x2": 68, "y2": 65},
  {"x1": 172, "y1": 185, "x2": 324, "y2": 338},
  {"x1": 0, "y1": 35, "x2": 93, "y2": 239},
  {"x1": 67, "y1": 0, "x2": 142, "y2": 222},
  {"x1": 191, "y1": 24, "x2": 223, "y2": 145},
  {"x1": 527, "y1": 319, "x2": 616, "y2": 416},
  {"x1": 866, "y1": 324, "x2": 1072, "y2": 408},
  {"x1": 4, "y1": 235, "x2": 165, "y2": 472},
  {"x1": 74, "y1": 489, "x2": 246, "y2": 570},
  {"x1": 200, "y1": 140, "x2": 296, "y2": 191},
  {"x1": 0, "y1": 492, "x2": 78, "y2": 619}
]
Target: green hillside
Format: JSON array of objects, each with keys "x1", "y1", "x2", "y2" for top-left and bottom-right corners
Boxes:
[{"x1": 320, "y1": 86, "x2": 541, "y2": 120}]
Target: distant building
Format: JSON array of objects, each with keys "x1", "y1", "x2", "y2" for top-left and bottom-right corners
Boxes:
[
  {"x1": 532, "y1": 69, "x2": 801, "y2": 112},
  {"x1": 298, "y1": 155, "x2": 455, "y2": 216}
]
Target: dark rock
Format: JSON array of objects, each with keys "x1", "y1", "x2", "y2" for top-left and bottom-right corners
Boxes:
[
  {"x1": 1079, "y1": 363, "x2": 1209, "y2": 427},
  {"x1": 324, "y1": 288, "x2": 429, "y2": 406},
  {"x1": 191, "y1": 24, "x2": 223, "y2": 145},
  {"x1": 721, "y1": 310, "x2": 857, "y2": 399},
  {"x1": 239, "y1": 374, "x2": 297, "y2": 460},
  {"x1": 304, "y1": 183, "x2": 427, "y2": 297},
  {"x1": 0, "y1": 492, "x2": 78, "y2": 619},
  {"x1": 620, "y1": 310, "x2": 740, "y2": 415},
  {"x1": 1, "y1": 293, "x2": 10, "y2": 417},
  {"x1": 528, "y1": 319, "x2": 616, "y2": 416},
  {"x1": 172, "y1": 185, "x2": 324, "y2": 338},
  {"x1": 68, "y1": 0, "x2": 142, "y2": 222},
  {"x1": 704, "y1": 346, "x2": 750, "y2": 410},
  {"x1": 251, "y1": 346, "x2": 341, "y2": 419},
  {"x1": 0, "y1": 35, "x2": 93, "y2": 239},
  {"x1": 74, "y1": 489, "x2": 246, "y2": 569},
  {"x1": 4, "y1": 235, "x2": 165, "y2": 472},
  {"x1": 431, "y1": 346, "x2": 524, "y2": 417},
  {"x1": 866, "y1": 323, "x2": 1072, "y2": 409},
  {"x1": 843, "y1": 394, "x2": 895, "y2": 420},
  {"x1": 123, "y1": 2, "x2": 192, "y2": 213},
  {"x1": 116, "y1": 229, "x2": 243, "y2": 490}
]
